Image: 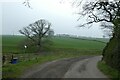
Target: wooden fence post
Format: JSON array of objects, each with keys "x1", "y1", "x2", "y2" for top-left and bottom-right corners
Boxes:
[{"x1": 2, "y1": 55, "x2": 6, "y2": 65}]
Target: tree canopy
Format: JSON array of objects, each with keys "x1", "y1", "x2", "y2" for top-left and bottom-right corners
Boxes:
[
  {"x1": 77, "y1": 0, "x2": 120, "y2": 71},
  {"x1": 19, "y1": 19, "x2": 53, "y2": 49}
]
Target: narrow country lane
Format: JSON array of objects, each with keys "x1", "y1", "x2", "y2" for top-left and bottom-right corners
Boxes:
[{"x1": 21, "y1": 56, "x2": 108, "y2": 79}]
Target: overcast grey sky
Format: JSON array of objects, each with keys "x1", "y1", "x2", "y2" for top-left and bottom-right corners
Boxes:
[{"x1": 0, "y1": 0, "x2": 104, "y2": 38}]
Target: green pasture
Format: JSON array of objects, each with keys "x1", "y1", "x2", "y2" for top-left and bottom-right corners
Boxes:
[
  {"x1": 52, "y1": 36, "x2": 106, "y2": 50},
  {"x1": 2, "y1": 35, "x2": 107, "y2": 54},
  {"x1": 2, "y1": 35, "x2": 25, "y2": 53}
]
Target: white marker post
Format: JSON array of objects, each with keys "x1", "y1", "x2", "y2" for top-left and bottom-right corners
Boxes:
[
  {"x1": 24, "y1": 45, "x2": 27, "y2": 54},
  {"x1": 24, "y1": 45, "x2": 27, "y2": 49}
]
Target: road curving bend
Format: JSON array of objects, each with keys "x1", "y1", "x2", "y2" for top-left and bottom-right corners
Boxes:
[{"x1": 21, "y1": 56, "x2": 108, "y2": 78}]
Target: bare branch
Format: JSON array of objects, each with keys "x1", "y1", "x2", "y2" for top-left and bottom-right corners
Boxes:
[{"x1": 19, "y1": 19, "x2": 53, "y2": 48}]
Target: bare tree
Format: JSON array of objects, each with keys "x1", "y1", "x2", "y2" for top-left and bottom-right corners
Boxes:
[
  {"x1": 19, "y1": 19, "x2": 52, "y2": 49},
  {"x1": 78, "y1": 0, "x2": 120, "y2": 37}
]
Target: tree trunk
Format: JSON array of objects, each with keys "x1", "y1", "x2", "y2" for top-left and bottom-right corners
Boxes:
[{"x1": 37, "y1": 36, "x2": 42, "y2": 51}]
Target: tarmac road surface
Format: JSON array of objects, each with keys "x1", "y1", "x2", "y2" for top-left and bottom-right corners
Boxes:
[{"x1": 21, "y1": 56, "x2": 108, "y2": 78}]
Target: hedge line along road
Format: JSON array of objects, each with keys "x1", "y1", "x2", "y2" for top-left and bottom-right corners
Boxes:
[{"x1": 21, "y1": 56, "x2": 108, "y2": 79}]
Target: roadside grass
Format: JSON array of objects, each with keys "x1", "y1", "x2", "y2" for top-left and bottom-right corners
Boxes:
[
  {"x1": 97, "y1": 61, "x2": 120, "y2": 79},
  {"x1": 3, "y1": 52, "x2": 99, "y2": 78}
]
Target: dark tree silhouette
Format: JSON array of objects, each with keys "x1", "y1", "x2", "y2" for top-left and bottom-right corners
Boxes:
[
  {"x1": 77, "y1": 0, "x2": 120, "y2": 71},
  {"x1": 79, "y1": 1, "x2": 120, "y2": 27},
  {"x1": 19, "y1": 19, "x2": 52, "y2": 49}
]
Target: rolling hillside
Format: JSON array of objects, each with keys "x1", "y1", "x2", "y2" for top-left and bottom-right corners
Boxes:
[{"x1": 2, "y1": 35, "x2": 108, "y2": 54}]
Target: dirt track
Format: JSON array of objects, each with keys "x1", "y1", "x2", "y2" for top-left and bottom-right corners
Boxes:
[{"x1": 21, "y1": 56, "x2": 108, "y2": 78}]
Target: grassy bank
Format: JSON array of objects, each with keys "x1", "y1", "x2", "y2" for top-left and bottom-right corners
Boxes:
[{"x1": 98, "y1": 61, "x2": 120, "y2": 79}]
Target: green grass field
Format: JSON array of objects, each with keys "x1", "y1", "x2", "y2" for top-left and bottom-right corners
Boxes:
[
  {"x1": 2, "y1": 35, "x2": 108, "y2": 78},
  {"x1": 52, "y1": 36, "x2": 106, "y2": 50},
  {"x1": 2, "y1": 35, "x2": 25, "y2": 53},
  {"x1": 2, "y1": 35, "x2": 107, "y2": 54}
]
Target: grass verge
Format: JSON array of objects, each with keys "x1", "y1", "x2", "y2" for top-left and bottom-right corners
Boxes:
[{"x1": 97, "y1": 61, "x2": 120, "y2": 80}]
